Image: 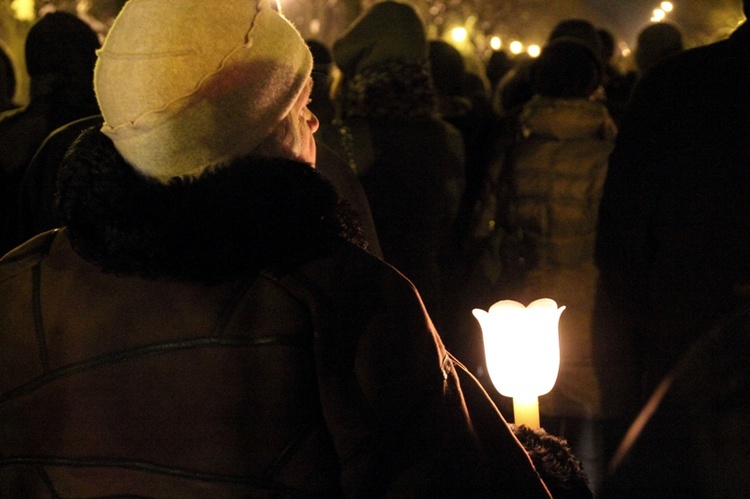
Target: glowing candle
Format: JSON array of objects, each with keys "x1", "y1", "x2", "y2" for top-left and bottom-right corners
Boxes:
[{"x1": 473, "y1": 298, "x2": 564, "y2": 428}]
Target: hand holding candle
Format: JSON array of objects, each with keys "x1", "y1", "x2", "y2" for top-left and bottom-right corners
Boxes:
[{"x1": 473, "y1": 298, "x2": 565, "y2": 428}]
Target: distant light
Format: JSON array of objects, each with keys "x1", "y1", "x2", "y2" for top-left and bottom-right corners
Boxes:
[
  {"x1": 509, "y1": 40, "x2": 524, "y2": 55},
  {"x1": 309, "y1": 18, "x2": 320, "y2": 35},
  {"x1": 653, "y1": 8, "x2": 666, "y2": 21},
  {"x1": 618, "y1": 41, "x2": 631, "y2": 58},
  {"x1": 10, "y1": 0, "x2": 35, "y2": 21},
  {"x1": 661, "y1": 2, "x2": 674, "y2": 12},
  {"x1": 490, "y1": 36, "x2": 502, "y2": 51},
  {"x1": 527, "y1": 44, "x2": 541, "y2": 58},
  {"x1": 77, "y1": 0, "x2": 92, "y2": 16},
  {"x1": 451, "y1": 27, "x2": 468, "y2": 43}
]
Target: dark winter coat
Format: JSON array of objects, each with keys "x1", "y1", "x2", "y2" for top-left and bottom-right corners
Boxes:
[
  {"x1": 600, "y1": 302, "x2": 750, "y2": 498},
  {"x1": 0, "y1": 128, "x2": 549, "y2": 497},
  {"x1": 594, "y1": 21, "x2": 750, "y2": 410}
]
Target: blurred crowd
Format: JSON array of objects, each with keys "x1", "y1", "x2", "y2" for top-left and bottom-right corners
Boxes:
[{"x1": 1, "y1": 0, "x2": 748, "y2": 497}]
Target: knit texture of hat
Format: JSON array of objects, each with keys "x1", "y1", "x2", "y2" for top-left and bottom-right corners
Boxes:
[
  {"x1": 95, "y1": 0, "x2": 312, "y2": 182},
  {"x1": 333, "y1": 1, "x2": 428, "y2": 79}
]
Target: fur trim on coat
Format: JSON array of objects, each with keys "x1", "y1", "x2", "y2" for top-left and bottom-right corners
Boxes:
[{"x1": 56, "y1": 127, "x2": 366, "y2": 283}]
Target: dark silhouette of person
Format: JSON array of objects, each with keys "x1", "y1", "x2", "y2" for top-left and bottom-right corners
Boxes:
[
  {"x1": 304, "y1": 39, "x2": 339, "y2": 154},
  {"x1": 593, "y1": 0, "x2": 750, "y2": 473},
  {"x1": 330, "y1": 1, "x2": 466, "y2": 323},
  {"x1": 633, "y1": 21, "x2": 684, "y2": 76},
  {"x1": 0, "y1": 11, "x2": 100, "y2": 256},
  {"x1": 494, "y1": 18, "x2": 604, "y2": 116},
  {"x1": 597, "y1": 27, "x2": 635, "y2": 126},
  {"x1": 0, "y1": 40, "x2": 17, "y2": 112},
  {"x1": 486, "y1": 49, "x2": 514, "y2": 97}
]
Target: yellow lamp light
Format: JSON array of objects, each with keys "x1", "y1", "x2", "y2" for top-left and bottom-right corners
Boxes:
[
  {"x1": 473, "y1": 298, "x2": 564, "y2": 428},
  {"x1": 509, "y1": 41, "x2": 524, "y2": 55},
  {"x1": 10, "y1": 0, "x2": 35, "y2": 21},
  {"x1": 451, "y1": 27, "x2": 468, "y2": 43}
]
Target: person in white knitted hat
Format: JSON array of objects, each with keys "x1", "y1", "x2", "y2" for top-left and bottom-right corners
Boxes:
[{"x1": 0, "y1": 1, "x2": 552, "y2": 496}]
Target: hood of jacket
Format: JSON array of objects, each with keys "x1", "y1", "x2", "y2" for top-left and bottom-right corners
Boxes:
[
  {"x1": 520, "y1": 95, "x2": 616, "y2": 141},
  {"x1": 56, "y1": 127, "x2": 366, "y2": 283}
]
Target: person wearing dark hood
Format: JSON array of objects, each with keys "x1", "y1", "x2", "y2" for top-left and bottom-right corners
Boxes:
[
  {"x1": 0, "y1": 1, "x2": 552, "y2": 496},
  {"x1": 329, "y1": 1, "x2": 466, "y2": 335},
  {"x1": 0, "y1": 11, "x2": 100, "y2": 256}
]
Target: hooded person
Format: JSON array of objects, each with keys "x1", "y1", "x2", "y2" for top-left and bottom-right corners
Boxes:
[
  {"x1": 0, "y1": 1, "x2": 552, "y2": 497},
  {"x1": 329, "y1": 1, "x2": 466, "y2": 347}
]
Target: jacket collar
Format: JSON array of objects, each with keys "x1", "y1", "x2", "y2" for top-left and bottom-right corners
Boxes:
[{"x1": 57, "y1": 127, "x2": 365, "y2": 283}]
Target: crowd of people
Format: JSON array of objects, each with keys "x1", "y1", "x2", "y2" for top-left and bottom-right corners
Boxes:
[{"x1": 0, "y1": 0, "x2": 748, "y2": 496}]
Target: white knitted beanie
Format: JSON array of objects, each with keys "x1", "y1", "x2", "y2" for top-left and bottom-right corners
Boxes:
[{"x1": 94, "y1": 0, "x2": 312, "y2": 182}]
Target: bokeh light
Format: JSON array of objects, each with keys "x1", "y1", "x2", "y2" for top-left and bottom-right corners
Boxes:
[
  {"x1": 509, "y1": 40, "x2": 524, "y2": 54},
  {"x1": 451, "y1": 26, "x2": 468, "y2": 43},
  {"x1": 10, "y1": 0, "x2": 35, "y2": 21}
]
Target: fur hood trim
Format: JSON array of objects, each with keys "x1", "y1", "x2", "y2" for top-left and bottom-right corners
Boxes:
[{"x1": 56, "y1": 127, "x2": 366, "y2": 283}]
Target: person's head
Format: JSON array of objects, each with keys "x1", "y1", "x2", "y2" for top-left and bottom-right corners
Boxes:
[
  {"x1": 332, "y1": 1, "x2": 428, "y2": 80},
  {"x1": 25, "y1": 11, "x2": 100, "y2": 96},
  {"x1": 331, "y1": 0, "x2": 435, "y2": 119},
  {"x1": 635, "y1": 22, "x2": 684, "y2": 73},
  {"x1": 486, "y1": 50, "x2": 514, "y2": 90},
  {"x1": 548, "y1": 19, "x2": 604, "y2": 63},
  {"x1": 306, "y1": 39, "x2": 332, "y2": 73},
  {"x1": 94, "y1": 0, "x2": 316, "y2": 184},
  {"x1": 428, "y1": 40, "x2": 466, "y2": 97},
  {"x1": 533, "y1": 37, "x2": 602, "y2": 99},
  {"x1": 253, "y1": 77, "x2": 318, "y2": 164}
]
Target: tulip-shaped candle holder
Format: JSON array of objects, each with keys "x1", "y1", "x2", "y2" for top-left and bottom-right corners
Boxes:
[{"x1": 473, "y1": 298, "x2": 565, "y2": 428}]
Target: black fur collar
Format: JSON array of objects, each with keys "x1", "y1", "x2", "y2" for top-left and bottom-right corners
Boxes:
[{"x1": 56, "y1": 127, "x2": 365, "y2": 283}]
